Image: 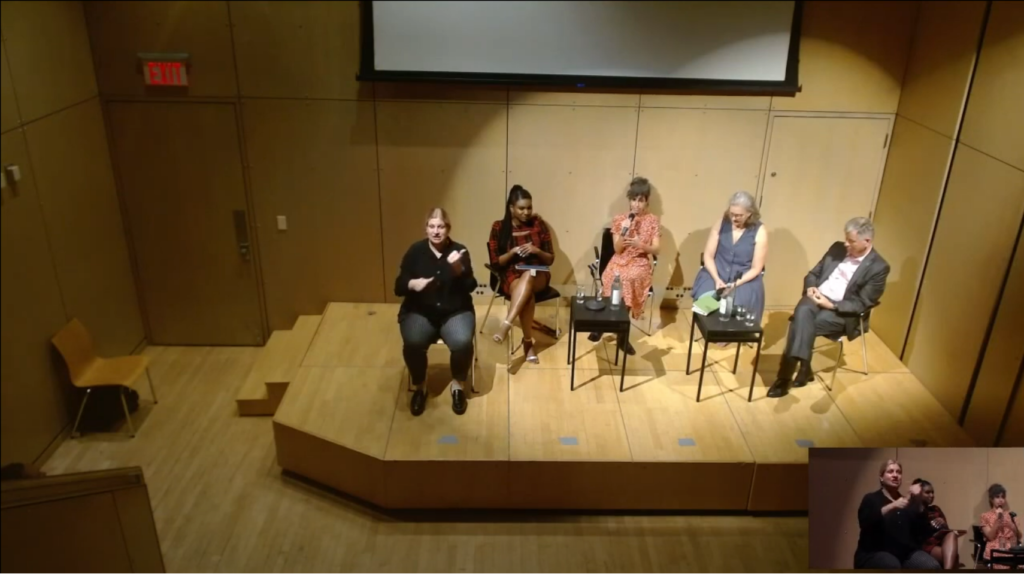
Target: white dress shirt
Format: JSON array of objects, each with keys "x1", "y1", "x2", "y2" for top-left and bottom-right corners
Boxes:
[{"x1": 819, "y1": 249, "x2": 871, "y2": 302}]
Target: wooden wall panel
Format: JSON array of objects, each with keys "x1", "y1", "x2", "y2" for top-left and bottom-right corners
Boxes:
[
  {"x1": 0, "y1": 131, "x2": 72, "y2": 466},
  {"x1": 896, "y1": 1, "x2": 986, "y2": 138},
  {"x1": 988, "y1": 448, "x2": 1024, "y2": 503},
  {"x1": 85, "y1": 1, "x2": 238, "y2": 97},
  {"x1": 772, "y1": 1, "x2": 918, "y2": 113},
  {"x1": 758, "y1": 115, "x2": 890, "y2": 308},
  {"x1": 24, "y1": 98, "x2": 144, "y2": 356},
  {"x1": 959, "y1": 0, "x2": 1024, "y2": 171},
  {"x1": 808, "y1": 448, "x2": 897, "y2": 570},
  {"x1": 377, "y1": 102, "x2": 507, "y2": 303},
  {"x1": 0, "y1": 0, "x2": 97, "y2": 123},
  {"x1": 506, "y1": 104, "x2": 638, "y2": 286},
  {"x1": 242, "y1": 99, "x2": 383, "y2": 330},
  {"x1": 639, "y1": 94, "x2": 770, "y2": 110},
  {"x1": 229, "y1": 0, "x2": 371, "y2": 100},
  {"x1": 632, "y1": 108, "x2": 768, "y2": 293},
  {"x1": 1001, "y1": 384, "x2": 1024, "y2": 446},
  {"x1": 509, "y1": 90, "x2": 638, "y2": 107},
  {"x1": 964, "y1": 229, "x2": 1024, "y2": 446},
  {"x1": 0, "y1": 41, "x2": 19, "y2": 132},
  {"x1": 905, "y1": 145, "x2": 1024, "y2": 419},
  {"x1": 870, "y1": 117, "x2": 954, "y2": 356}
]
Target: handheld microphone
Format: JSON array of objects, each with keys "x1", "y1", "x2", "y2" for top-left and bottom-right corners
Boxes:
[
  {"x1": 1011, "y1": 511, "x2": 1018, "y2": 519},
  {"x1": 621, "y1": 212, "x2": 636, "y2": 237}
]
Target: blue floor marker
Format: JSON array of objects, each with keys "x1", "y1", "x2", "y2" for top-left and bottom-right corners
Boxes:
[
  {"x1": 795, "y1": 439, "x2": 815, "y2": 448},
  {"x1": 438, "y1": 435, "x2": 458, "y2": 445},
  {"x1": 677, "y1": 438, "x2": 697, "y2": 447},
  {"x1": 559, "y1": 436, "x2": 579, "y2": 446}
]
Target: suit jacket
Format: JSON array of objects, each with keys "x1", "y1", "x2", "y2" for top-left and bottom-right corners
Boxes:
[{"x1": 803, "y1": 241, "x2": 890, "y2": 340}]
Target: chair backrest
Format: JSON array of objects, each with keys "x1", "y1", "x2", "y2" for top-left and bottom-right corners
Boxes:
[
  {"x1": 51, "y1": 319, "x2": 97, "y2": 385},
  {"x1": 971, "y1": 524, "x2": 985, "y2": 565}
]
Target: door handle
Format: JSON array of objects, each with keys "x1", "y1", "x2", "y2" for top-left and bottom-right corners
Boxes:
[{"x1": 233, "y1": 209, "x2": 251, "y2": 261}]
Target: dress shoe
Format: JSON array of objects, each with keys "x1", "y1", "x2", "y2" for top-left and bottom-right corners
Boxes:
[
  {"x1": 766, "y1": 378, "x2": 790, "y2": 398},
  {"x1": 451, "y1": 388, "x2": 467, "y2": 415},
  {"x1": 588, "y1": 332, "x2": 603, "y2": 343},
  {"x1": 792, "y1": 360, "x2": 812, "y2": 388},
  {"x1": 619, "y1": 339, "x2": 636, "y2": 356},
  {"x1": 410, "y1": 387, "x2": 427, "y2": 416}
]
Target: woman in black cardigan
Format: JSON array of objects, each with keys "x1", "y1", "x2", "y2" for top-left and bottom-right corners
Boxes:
[
  {"x1": 853, "y1": 459, "x2": 940, "y2": 570},
  {"x1": 395, "y1": 208, "x2": 477, "y2": 417}
]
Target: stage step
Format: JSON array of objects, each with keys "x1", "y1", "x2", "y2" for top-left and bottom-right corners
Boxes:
[{"x1": 236, "y1": 315, "x2": 322, "y2": 416}]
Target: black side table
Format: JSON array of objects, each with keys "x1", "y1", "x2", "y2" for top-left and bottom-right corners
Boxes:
[
  {"x1": 687, "y1": 311, "x2": 764, "y2": 402},
  {"x1": 566, "y1": 297, "x2": 630, "y2": 391}
]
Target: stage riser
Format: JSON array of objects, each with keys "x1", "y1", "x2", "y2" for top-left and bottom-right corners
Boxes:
[{"x1": 275, "y1": 421, "x2": 808, "y2": 511}]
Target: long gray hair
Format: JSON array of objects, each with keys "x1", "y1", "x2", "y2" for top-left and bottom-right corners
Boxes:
[{"x1": 722, "y1": 191, "x2": 761, "y2": 227}]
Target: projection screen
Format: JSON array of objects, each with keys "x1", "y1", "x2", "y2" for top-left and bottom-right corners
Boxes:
[{"x1": 358, "y1": 1, "x2": 802, "y2": 91}]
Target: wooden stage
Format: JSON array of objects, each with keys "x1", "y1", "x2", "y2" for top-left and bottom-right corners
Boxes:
[{"x1": 239, "y1": 302, "x2": 974, "y2": 511}]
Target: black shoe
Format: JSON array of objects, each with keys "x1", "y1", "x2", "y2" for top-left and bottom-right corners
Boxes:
[
  {"x1": 410, "y1": 387, "x2": 427, "y2": 416},
  {"x1": 618, "y1": 337, "x2": 636, "y2": 356},
  {"x1": 766, "y1": 378, "x2": 790, "y2": 398},
  {"x1": 792, "y1": 360, "x2": 812, "y2": 388},
  {"x1": 588, "y1": 332, "x2": 603, "y2": 343},
  {"x1": 451, "y1": 388, "x2": 467, "y2": 415}
]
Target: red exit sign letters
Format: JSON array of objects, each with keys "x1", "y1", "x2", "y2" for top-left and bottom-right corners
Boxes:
[{"x1": 138, "y1": 53, "x2": 190, "y2": 87}]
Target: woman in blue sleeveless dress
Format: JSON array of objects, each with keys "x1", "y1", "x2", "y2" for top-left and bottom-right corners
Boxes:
[{"x1": 690, "y1": 191, "x2": 768, "y2": 324}]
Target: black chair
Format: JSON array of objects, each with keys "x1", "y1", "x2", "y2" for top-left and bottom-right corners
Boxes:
[
  {"x1": 813, "y1": 307, "x2": 872, "y2": 391},
  {"x1": 594, "y1": 228, "x2": 658, "y2": 335},
  {"x1": 480, "y1": 260, "x2": 562, "y2": 368},
  {"x1": 971, "y1": 525, "x2": 990, "y2": 569}
]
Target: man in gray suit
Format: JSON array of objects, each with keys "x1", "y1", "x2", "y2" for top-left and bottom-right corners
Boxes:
[{"x1": 767, "y1": 217, "x2": 890, "y2": 398}]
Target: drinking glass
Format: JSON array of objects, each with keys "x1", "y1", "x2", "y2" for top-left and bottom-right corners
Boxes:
[
  {"x1": 744, "y1": 308, "x2": 756, "y2": 327},
  {"x1": 576, "y1": 285, "x2": 586, "y2": 303}
]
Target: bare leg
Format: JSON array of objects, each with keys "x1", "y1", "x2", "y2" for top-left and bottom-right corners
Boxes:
[
  {"x1": 520, "y1": 296, "x2": 538, "y2": 362},
  {"x1": 939, "y1": 531, "x2": 958, "y2": 570},
  {"x1": 494, "y1": 275, "x2": 534, "y2": 343}
]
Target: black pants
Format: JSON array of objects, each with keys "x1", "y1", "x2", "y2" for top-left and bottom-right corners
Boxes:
[
  {"x1": 855, "y1": 549, "x2": 941, "y2": 570},
  {"x1": 400, "y1": 310, "x2": 475, "y2": 385},
  {"x1": 783, "y1": 296, "x2": 848, "y2": 362}
]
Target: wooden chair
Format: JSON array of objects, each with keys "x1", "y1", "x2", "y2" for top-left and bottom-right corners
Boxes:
[{"x1": 51, "y1": 319, "x2": 157, "y2": 438}]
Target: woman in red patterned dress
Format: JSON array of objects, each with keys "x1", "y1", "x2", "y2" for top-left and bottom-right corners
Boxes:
[
  {"x1": 588, "y1": 177, "x2": 661, "y2": 355},
  {"x1": 913, "y1": 478, "x2": 963, "y2": 570},
  {"x1": 487, "y1": 185, "x2": 555, "y2": 363},
  {"x1": 981, "y1": 483, "x2": 1024, "y2": 569}
]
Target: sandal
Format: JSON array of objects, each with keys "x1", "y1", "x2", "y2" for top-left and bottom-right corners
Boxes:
[
  {"x1": 493, "y1": 320, "x2": 513, "y2": 344},
  {"x1": 523, "y1": 338, "x2": 540, "y2": 364}
]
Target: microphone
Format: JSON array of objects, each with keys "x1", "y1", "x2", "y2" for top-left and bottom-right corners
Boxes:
[
  {"x1": 621, "y1": 212, "x2": 636, "y2": 237},
  {"x1": 1011, "y1": 511, "x2": 1018, "y2": 519}
]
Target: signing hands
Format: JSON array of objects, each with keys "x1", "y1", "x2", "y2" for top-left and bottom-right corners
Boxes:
[
  {"x1": 408, "y1": 277, "x2": 435, "y2": 292},
  {"x1": 447, "y1": 249, "x2": 467, "y2": 274},
  {"x1": 513, "y1": 242, "x2": 539, "y2": 258}
]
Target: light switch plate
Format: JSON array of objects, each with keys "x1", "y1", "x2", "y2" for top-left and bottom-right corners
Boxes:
[{"x1": 276, "y1": 215, "x2": 287, "y2": 231}]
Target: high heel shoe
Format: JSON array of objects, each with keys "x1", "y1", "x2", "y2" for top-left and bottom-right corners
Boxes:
[
  {"x1": 523, "y1": 338, "x2": 539, "y2": 364},
  {"x1": 493, "y1": 320, "x2": 513, "y2": 344}
]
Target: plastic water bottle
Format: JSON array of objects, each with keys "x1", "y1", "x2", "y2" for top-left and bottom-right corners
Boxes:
[
  {"x1": 725, "y1": 286, "x2": 735, "y2": 320},
  {"x1": 610, "y1": 273, "x2": 623, "y2": 311},
  {"x1": 717, "y1": 290, "x2": 729, "y2": 321}
]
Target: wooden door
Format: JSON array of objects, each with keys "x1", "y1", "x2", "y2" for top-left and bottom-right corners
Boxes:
[
  {"x1": 109, "y1": 102, "x2": 264, "y2": 345},
  {"x1": 758, "y1": 115, "x2": 891, "y2": 308}
]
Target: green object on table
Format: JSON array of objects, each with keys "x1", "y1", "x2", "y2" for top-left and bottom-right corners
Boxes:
[{"x1": 692, "y1": 292, "x2": 720, "y2": 316}]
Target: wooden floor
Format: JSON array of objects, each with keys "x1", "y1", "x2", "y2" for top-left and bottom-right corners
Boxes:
[
  {"x1": 41, "y1": 345, "x2": 810, "y2": 572},
  {"x1": 263, "y1": 302, "x2": 973, "y2": 511}
]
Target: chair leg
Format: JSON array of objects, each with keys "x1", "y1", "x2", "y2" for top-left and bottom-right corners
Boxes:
[
  {"x1": 146, "y1": 367, "x2": 158, "y2": 404},
  {"x1": 120, "y1": 387, "x2": 136, "y2": 438},
  {"x1": 859, "y1": 317, "x2": 869, "y2": 375},
  {"x1": 827, "y1": 340, "x2": 843, "y2": 392},
  {"x1": 554, "y1": 296, "x2": 561, "y2": 338},
  {"x1": 471, "y1": 333, "x2": 478, "y2": 393},
  {"x1": 646, "y1": 294, "x2": 655, "y2": 335},
  {"x1": 71, "y1": 389, "x2": 92, "y2": 438},
  {"x1": 480, "y1": 293, "x2": 498, "y2": 334}
]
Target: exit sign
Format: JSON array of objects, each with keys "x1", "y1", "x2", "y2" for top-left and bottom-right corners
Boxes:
[{"x1": 138, "y1": 53, "x2": 190, "y2": 87}]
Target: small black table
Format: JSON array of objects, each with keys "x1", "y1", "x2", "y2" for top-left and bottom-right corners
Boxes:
[
  {"x1": 989, "y1": 547, "x2": 1024, "y2": 569},
  {"x1": 566, "y1": 296, "x2": 630, "y2": 391},
  {"x1": 687, "y1": 310, "x2": 764, "y2": 402}
]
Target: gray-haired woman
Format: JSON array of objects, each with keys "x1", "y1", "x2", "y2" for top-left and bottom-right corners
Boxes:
[{"x1": 690, "y1": 191, "x2": 768, "y2": 323}]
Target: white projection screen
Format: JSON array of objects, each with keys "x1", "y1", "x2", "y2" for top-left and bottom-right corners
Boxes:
[{"x1": 359, "y1": 1, "x2": 802, "y2": 91}]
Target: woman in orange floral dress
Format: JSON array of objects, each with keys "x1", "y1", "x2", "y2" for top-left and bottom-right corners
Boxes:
[
  {"x1": 980, "y1": 483, "x2": 1024, "y2": 569},
  {"x1": 589, "y1": 177, "x2": 661, "y2": 355}
]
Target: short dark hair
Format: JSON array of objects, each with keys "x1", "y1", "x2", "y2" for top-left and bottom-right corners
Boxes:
[
  {"x1": 912, "y1": 478, "x2": 933, "y2": 490},
  {"x1": 626, "y1": 176, "x2": 651, "y2": 201},
  {"x1": 989, "y1": 483, "x2": 1007, "y2": 501}
]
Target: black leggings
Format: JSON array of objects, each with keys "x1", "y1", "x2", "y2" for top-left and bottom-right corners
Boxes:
[{"x1": 400, "y1": 310, "x2": 475, "y2": 385}]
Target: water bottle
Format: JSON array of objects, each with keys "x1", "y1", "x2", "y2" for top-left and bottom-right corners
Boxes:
[
  {"x1": 717, "y1": 291, "x2": 729, "y2": 321},
  {"x1": 725, "y1": 286, "x2": 735, "y2": 320},
  {"x1": 610, "y1": 272, "x2": 623, "y2": 311}
]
